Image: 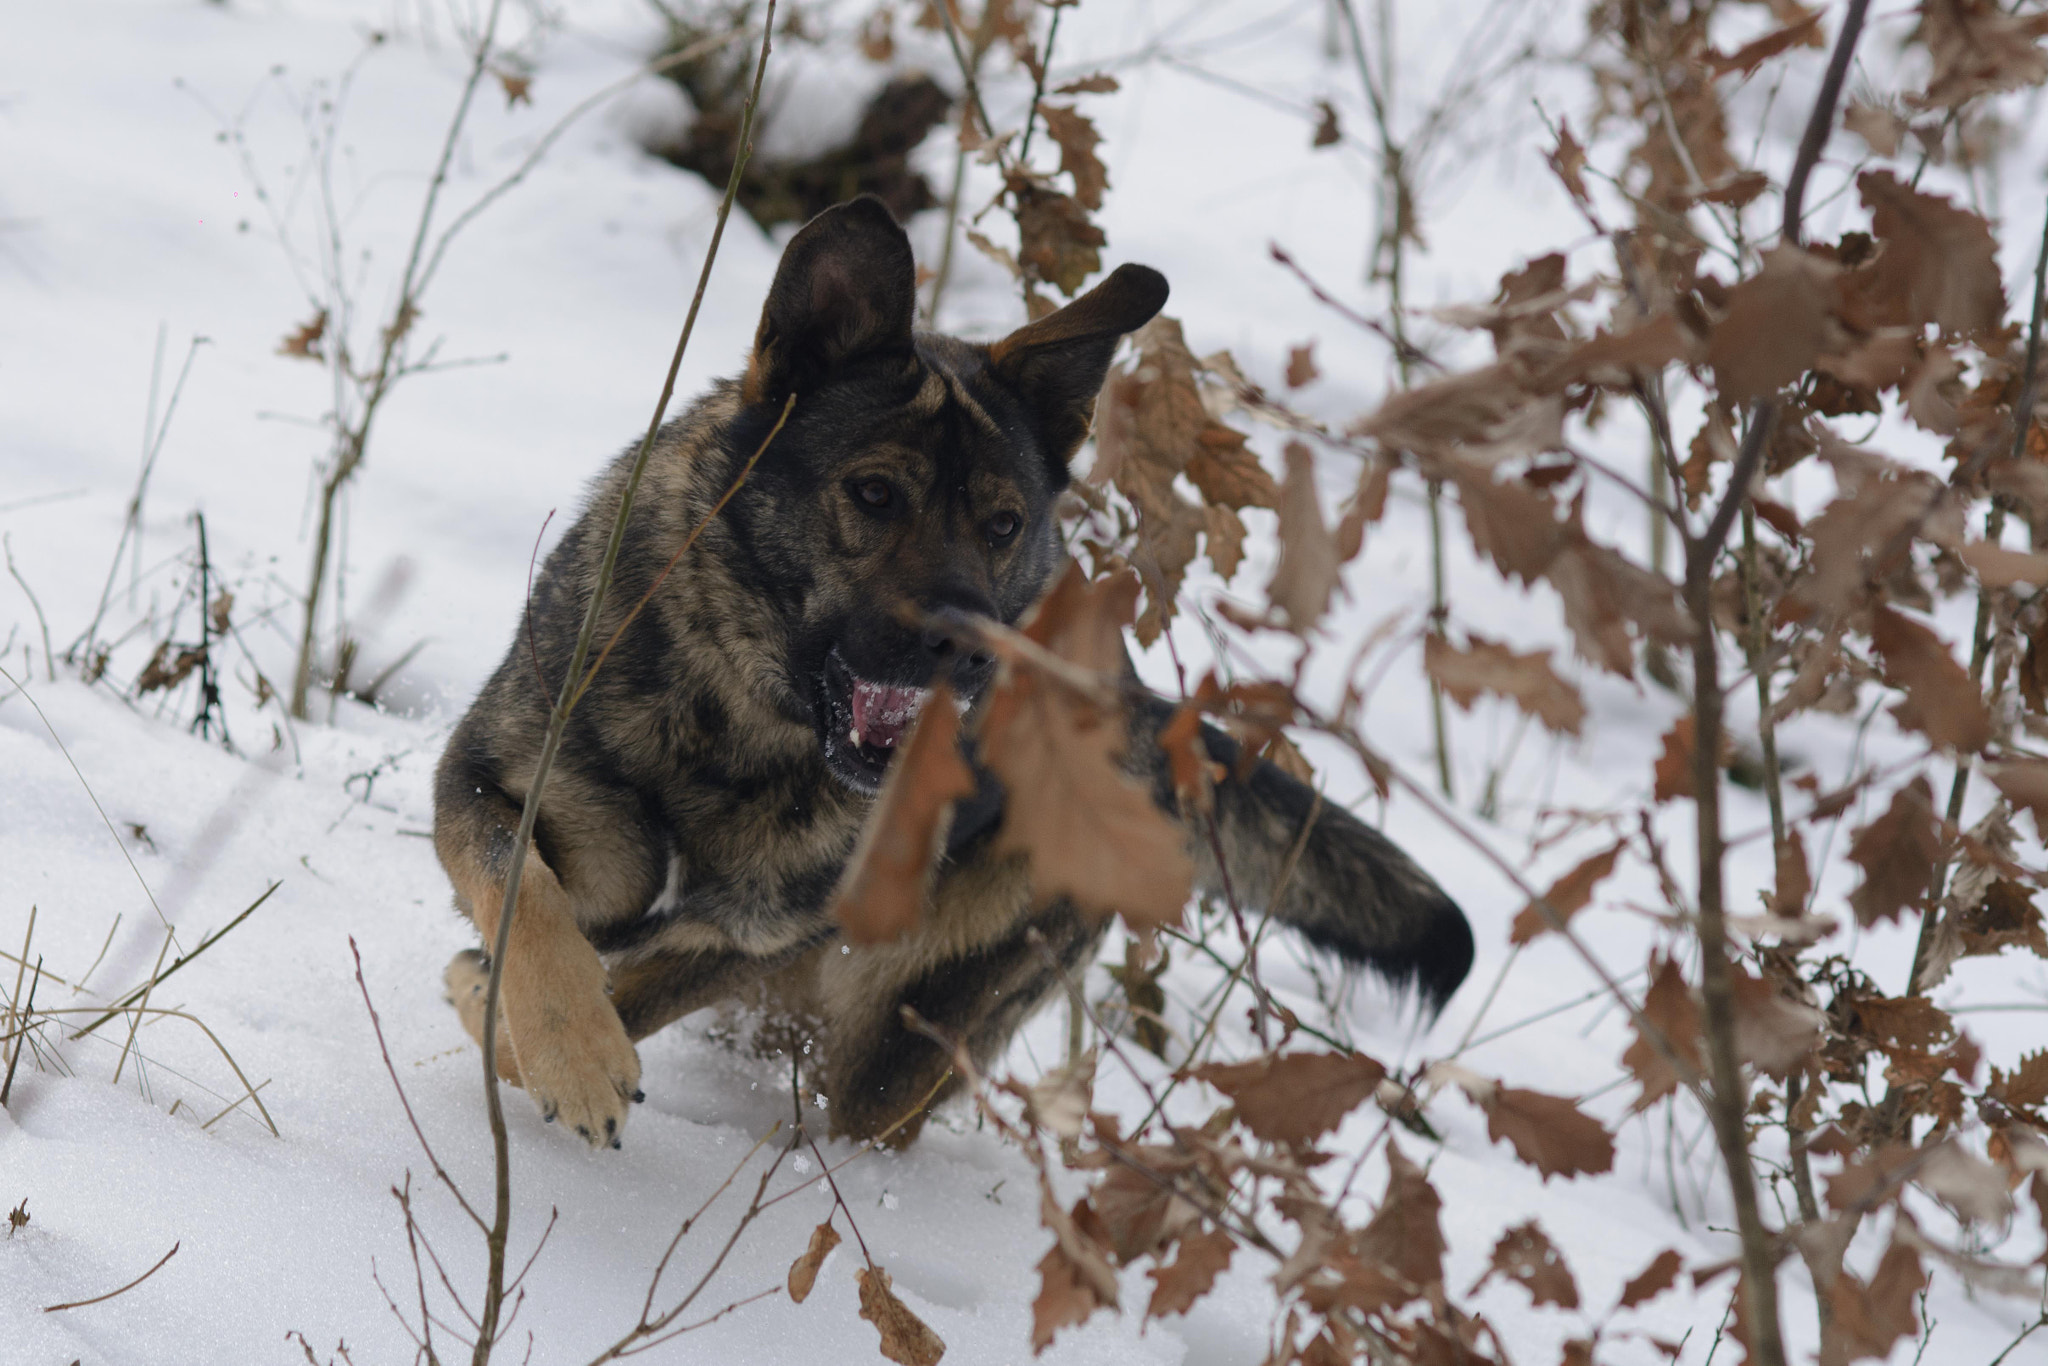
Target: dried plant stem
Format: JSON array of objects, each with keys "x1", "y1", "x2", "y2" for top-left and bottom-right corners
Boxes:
[
  {"x1": 1675, "y1": 11, "x2": 1868, "y2": 1362},
  {"x1": 290, "y1": 0, "x2": 506, "y2": 719},
  {"x1": 924, "y1": 5, "x2": 1006, "y2": 321},
  {"x1": 471, "y1": 11, "x2": 777, "y2": 1360},
  {"x1": 42, "y1": 1241, "x2": 179, "y2": 1313},
  {"x1": 3, "y1": 535, "x2": 54, "y2": 682},
  {"x1": 1338, "y1": 0, "x2": 1452, "y2": 798}
]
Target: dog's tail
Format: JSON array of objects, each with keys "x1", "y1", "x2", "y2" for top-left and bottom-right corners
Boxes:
[{"x1": 1132, "y1": 695, "x2": 1474, "y2": 1013}]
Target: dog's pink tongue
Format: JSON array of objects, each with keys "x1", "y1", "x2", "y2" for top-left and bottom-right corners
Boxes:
[{"x1": 850, "y1": 680, "x2": 927, "y2": 750}]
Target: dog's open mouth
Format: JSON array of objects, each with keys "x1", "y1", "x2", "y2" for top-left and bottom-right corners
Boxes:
[{"x1": 819, "y1": 648, "x2": 933, "y2": 793}]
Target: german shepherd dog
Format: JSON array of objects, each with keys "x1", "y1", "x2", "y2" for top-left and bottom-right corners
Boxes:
[{"x1": 433, "y1": 197, "x2": 1472, "y2": 1149}]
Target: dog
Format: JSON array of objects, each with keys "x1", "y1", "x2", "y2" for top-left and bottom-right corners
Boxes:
[{"x1": 432, "y1": 196, "x2": 1473, "y2": 1149}]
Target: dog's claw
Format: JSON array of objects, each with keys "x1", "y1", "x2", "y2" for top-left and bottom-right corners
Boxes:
[
  {"x1": 611, "y1": 1138, "x2": 622, "y2": 1150},
  {"x1": 632, "y1": 1089, "x2": 646, "y2": 1104}
]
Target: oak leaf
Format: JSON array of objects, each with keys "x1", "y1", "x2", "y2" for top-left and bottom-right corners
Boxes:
[
  {"x1": 1619, "y1": 1248, "x2": 1684, "y2": 1309},
  {"x1": 1508, "y1": 841, "x2": 1624, "y2": 944},
  {"x1": 982, "y1": 566, "x2": 1194, "y2": 930},
  {"x1": 1285, "y1": 342, "x2": 1319, "y2": 388},
  {"x1": 857, "y1": 1266, "x2": 946, "y2": 1365},
  {"x1": 1708, "y1": 246, "x2": 1842, "y2": 403},
  {"x1": 1870, "y1": 606, "x2": 1991, "y2": 752},
  {"x1": 1824, "y1": 1236, "x2": 1924, "y2": 1364},
  {"x1": 1144, "y1": 1226, "x2": 1234, "y2": 1319},
  {"x1": 1912, "y1": 0, "x2": 2048, "y2": 108},
  {"x1": 1014, "y1": 183, "x2": 1103, "y2": 296},
  {"x1": 1846, "y1": 172, "x2": 2005, "y2": 338},
  {"x1": 1191, "y1": 1049, "x2": 1388, "y2": 1147},
  {"x1": 1355, "y1": 1143, "x2": 1446, "y2": 1291},
  {"x1": 1037, "y1": 104, "x2": 1108, "y2": 211},
  {"x1": 1624, "y1": 954, "x2": 1704, "y2": 1109},
  {"x1": 1426, "y1": 633, "x2": 1586, "y2": 738},
  {"x1": 1847, "y1": 776, "x2": 1942, "y2": 926},
  {"x1": 1474, "y1": 1221, "x2": 1579, "y2": 1309},
  {"x1": 1266, "y1": 442, "x2": 1341, "y2": 634},
  {"x1": 1481, "y1": 1086, "x2": 1616, "y2": 1182},
  {"x1": 788, "y1": 1220, "x2": 841, "y2": 1304}
]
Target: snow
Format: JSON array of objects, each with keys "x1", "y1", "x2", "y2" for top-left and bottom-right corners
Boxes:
[{"x1": 4, "y1": 2, "x2": 2045, "y2": 1363}]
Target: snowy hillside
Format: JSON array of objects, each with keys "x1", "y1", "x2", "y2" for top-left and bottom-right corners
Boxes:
[{"x1": 4, "y1": 2, "x2": 2046, "y2": 1364}]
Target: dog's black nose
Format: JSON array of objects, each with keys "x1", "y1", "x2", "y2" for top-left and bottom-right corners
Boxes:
[{"x1": 921, "y1": 607, "x2": 996, "y2": 686}]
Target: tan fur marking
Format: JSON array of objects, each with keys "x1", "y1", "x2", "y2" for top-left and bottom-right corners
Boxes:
[{"x1": 447, "y1": 845, "x2": 641, "y2": 1146}]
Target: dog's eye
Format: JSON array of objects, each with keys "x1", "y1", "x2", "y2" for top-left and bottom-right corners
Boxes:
[
  {"x1": 987, "y1": 510, "x2": 1022, "y2": 542},
  {"x1": 853, "y1": 478, "x2": 895, "y2": 511}
]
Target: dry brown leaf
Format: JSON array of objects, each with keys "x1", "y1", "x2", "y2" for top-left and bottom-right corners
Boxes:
[
  {"x1": 858, "y1": 1265, "x2": 946, "y2": 1365},
  {"x1": 1509, "y1": 841, "x2": 1624, "y2": 944},
  {"x1": 1333, "y1": 451, "x2": 1393, "y2": 563},
  {"x1": 1912, "y1": 0, "x2": 2048, "y2": 108},
  {"x1": 1426, "y1": 633, "x2": 1586, "y2": 738},
  {"x1": 1285, "y1": 342, "x2": 1319, "y2": 389},
  {"x1": 1311, "y1": 98, "x2": 1341, "y2": 148},
  {"x1": 1706, "y1": 11, "x2": 1824, "y2": 76},
  {"x1": 1986, "y1": 759, "x2": 2048, "y2": 838},
  {"x1": 1183, "y1": 425, "x2": 1278, "y2": 510},
  {"x1": 494, "y1": 68, "x2": 533, "y2": 107},
  {"x1": 788, "y1": 1220, "x2": 842, "y2": 1304},
  {"x1": 1844, "y1": 101, "x2": 1906, "y2": 157},
  {"x1": 1267, "y1": 442, "x2": 1342, "y2": 634},
  {"x1": 1547, "y1": 118, "x2": 1592, "y2": 209},
  {"x1": 1475, "y1": 1221, "x2": 1580, "y2": 1309},
  {"x1": 1994, "y1": 1050, "x2": 2048, "y2": 1110},
  {"x1": 1545, "y1": 536, "x2": 1691, "y2": 677},
  {"x1": 1355, "y1": 1143, "x2": 1446, "y2": 1291},
  {"x1": 1145, "y1": 1226, "x2": 1234, "y2": 1319},
  {"x1": 1729, "y1": 966, "x2": 1823, "y2": 1078},
  {"x1": 1192, "y1": 1049, "x2": 1388, "y2": 1147},
  {"x1": 983, "y1": 567, "x2": 1194, "y2": 930},
  {"x1": 1771, "y1": 830, "x2": 1813, "y2": 917},
  {"x1": 1014, "y1": 183, "x2": 1103, "y2": 296},
  {"x1": 1445, "y1": 463, "x2": 1570, "y2": 584},
  {"x1": 1847, "y1": 172, "x2": 2005, "y2": 337},
  {"x1": 1625, "y1": 954, "x2": 1704, "y2": 1109},
  {"x1": 832, "y1": 686, "x2": 974, "y2": 945},
  {"x1": 1619, "y1": 1249, "x2": 1684, "y2": 1310},
  {"x1": 1032, "y1": 1233, "x2": 1116, "y2": 1351},
  {"x1": 1870, "y1": 606, "x2": 1992, "y2": 752},
  {"x1": 1203, "y1": 504, "x2": 1246, "y2": 580},
  {"x1": 1543, "y1": 314, "x2": 1696, "y2": 389},
  {"x1": 1708, "y1": 246, "x2": 1842, "y2": 403},
  {"x1": 1958, "y1": 540, "x2": 2048, "y2": 588},
  {"x1": 1481, "y1": 1087, "x2": 1616, "y2": 1182},
  {"x1": 278, "y1": 309, "x2": 328, "y2": 360},
  {"x1": 1824, "y1": 1235, "x2": 1924, "y2": 1364},
  {"x1": 1848, "y1": 776, "x2": 1942, "y2": 928},
  {"x1": 1054, "y1": 73, "x2": 1120, "y2": 96},
  {"x1": 1037, "y1": 104, "x2": 1108, "y2": 211},
  {"x1": 1653, "y1": 715, "x2": 1699, "y2": 803}
]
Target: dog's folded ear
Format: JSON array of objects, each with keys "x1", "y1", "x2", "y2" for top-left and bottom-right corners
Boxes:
[
  {"x1": 743, "y1": 196, "x2": 917, "y2": 405},
  {"x1": 987, "y1": 264, "x2": 1170, "y2": 470}
]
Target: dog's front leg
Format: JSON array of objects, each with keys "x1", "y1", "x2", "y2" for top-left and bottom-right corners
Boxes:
[{"x1": 444, "y1": 845, "x2": 642, "y2": 1148}]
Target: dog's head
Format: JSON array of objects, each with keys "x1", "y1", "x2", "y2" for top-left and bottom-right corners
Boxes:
[{"x1": 717, "y1": 196, "x2": 1166, "y2": 794}]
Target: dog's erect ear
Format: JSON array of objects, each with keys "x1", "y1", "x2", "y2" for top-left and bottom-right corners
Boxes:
[
  {"x1": 987, "y1": 264, "x2": 1169, "y2": 467},
  {"x1": 742, "y1": 196, "x2": 917, "y2": 404}
]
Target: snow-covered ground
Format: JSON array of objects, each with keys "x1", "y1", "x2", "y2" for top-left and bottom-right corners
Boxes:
[{"x1": 4, "y1": 2, "x2": 2045, "y2": 1362}]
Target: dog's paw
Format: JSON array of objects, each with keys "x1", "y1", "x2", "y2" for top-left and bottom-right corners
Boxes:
[{"x1": 513, "y1": 985, "x2": 643, "y2": 1150}]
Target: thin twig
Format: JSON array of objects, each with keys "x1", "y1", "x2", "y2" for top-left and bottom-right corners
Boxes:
[
  {"x1": 43, "y1": 1242, "x2": 180, "y2": 1312},
  {"x1": 474, "y1": 12, "x2": 779, "y2": 1360}
]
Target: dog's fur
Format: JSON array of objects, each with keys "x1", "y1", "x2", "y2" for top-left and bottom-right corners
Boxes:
[{"x1": 432, "y1": 197, "x2": 1473, "y2": 1148}]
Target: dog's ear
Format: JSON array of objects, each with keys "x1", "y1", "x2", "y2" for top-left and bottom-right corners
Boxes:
[
  {"x1": 987, "y1": 264, "x2": 1169, "y2": 467},
  {"x1": 742, "y1": 196, "x2": 917, "y2": 405}
]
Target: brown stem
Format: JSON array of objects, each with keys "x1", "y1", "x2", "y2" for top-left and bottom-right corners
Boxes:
[
  {"x1": 292, "y1": 0, "x2": 507, "y2": 719},
  {"x1": 470, "y1": 10, "x2": 778, "y2": 1362}
]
